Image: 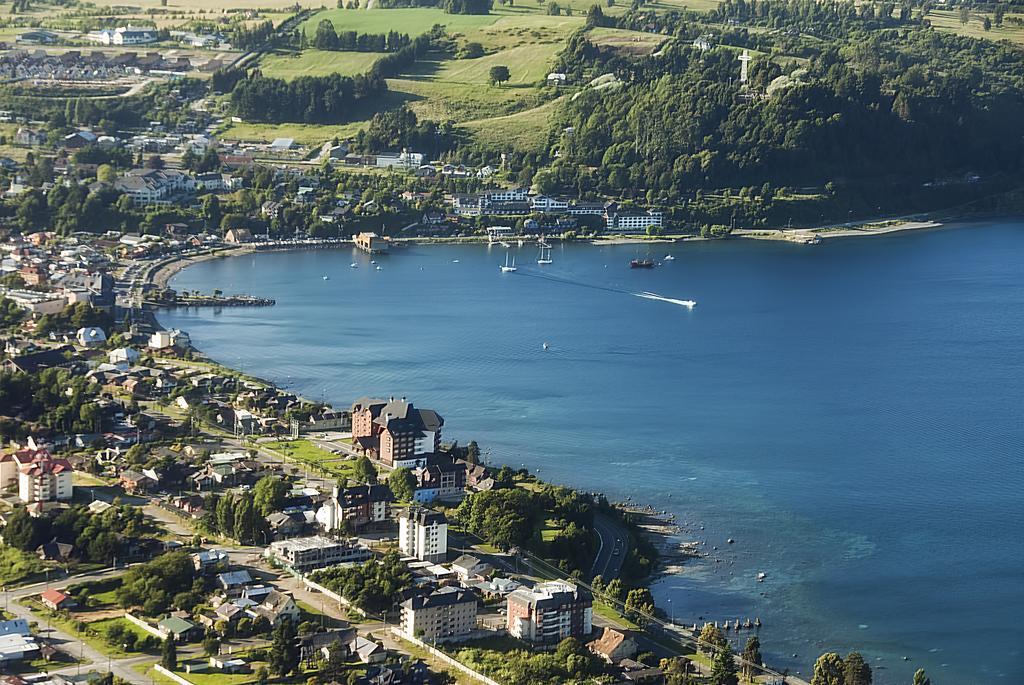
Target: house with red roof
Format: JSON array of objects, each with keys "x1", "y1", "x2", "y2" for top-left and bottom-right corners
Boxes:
[{"x1": 39, "y1": 589, "x2": 76, "y2": 611}]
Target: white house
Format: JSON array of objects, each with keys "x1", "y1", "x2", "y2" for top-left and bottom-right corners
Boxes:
[
  {"x1": 18, "y1": 456, "x2": 74, "y2": 504},
  {"x1": 108, "y1": 347, "x2": 140, "y2": 367},
  {"x1": 76, "y1": 326, "x2": 107, "y2": 347},
  {"x1": 149, "y1": 329, "x2": 190, "y2": 350}
]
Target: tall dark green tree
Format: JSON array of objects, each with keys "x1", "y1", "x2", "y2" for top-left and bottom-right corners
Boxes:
[
  {"x1": 388, "y1": 467, "x2": 416, "y2": 502},
  {"x1": 161, "y1": 637, "x2": 177, "y2": 670},
  {"x1": 741, "y1": 635, "x2": 762, "y2": 678},
  {"x1": 811, "y1": 652, "x2": 846, "y2": 685},
  {"x1": 268, "y1": 620, "x2": 300, "y2": 676},
  {"x1": 710, "y1": 644, "x2": 738, "y2": 685},
  {"x1": 843, "y1": 651, "x2": 872, "y2": 685},
  {"x1": 353, "y1": 455, "x2": 378, "y2": 484}
]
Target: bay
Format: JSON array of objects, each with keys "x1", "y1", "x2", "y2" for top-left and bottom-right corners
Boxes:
[{"x1": 160, "y1": 220, "x2": 1024, "y2": 684}]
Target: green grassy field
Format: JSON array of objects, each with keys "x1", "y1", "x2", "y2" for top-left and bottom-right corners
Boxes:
[
  {"x1": 588, "y1": 26, "x2": 669, "y2": 55},
  {"x1": 219, "y1": 121, "x2": 352, "y2": 146},
  {"x1": 260, "y1": 50, "x2": 386, "y2": 80},
  {"x1": 265, "y1": 439, "x2": 357, "y2": 481},
  {"x1": 0, "y1": 545, "x2": 46, "y2": 587},
  {"x1": 299, "y1": 7, "x2": 501, "y2": 38},
  {"x1": 927, "y1": 10, "x2": 1024, "y2": 45},
  {"x1": 459, "y1": 96, "x2": 561, "y2": 152}
]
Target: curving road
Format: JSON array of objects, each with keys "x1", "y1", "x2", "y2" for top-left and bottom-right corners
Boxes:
[{"x1": 590, "y1": 512, "x2": 630, "y2": 581}]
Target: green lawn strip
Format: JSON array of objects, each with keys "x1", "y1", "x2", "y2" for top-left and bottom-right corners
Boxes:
[
  {"x1": 298, "y1": 7, "x2": 499, "y2": 39},
  {"x1": 593, "y1": 599, "x2": 641, "y2": 630},
  {"x1": 21, "y1": 599, "x2": 150, "y2": 659},
  {"x1": 260, "y1": 49, "x2": 385, "y2": 80}
]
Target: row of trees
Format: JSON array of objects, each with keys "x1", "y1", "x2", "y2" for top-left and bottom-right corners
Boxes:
[
  {"x1": 311, "y1": 20, "x2": 412, "y2": 52},
  {"x1": 3, "y1": 503, "x2": 148, "y2": 565}
]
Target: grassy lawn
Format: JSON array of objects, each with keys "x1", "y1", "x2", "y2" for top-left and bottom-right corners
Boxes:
[
  {"x1": 22, "y1": 598, "x2": 142, "y2": 658},
  {"x1": 265, "y1": 440, "x2": 356, "y2": 480},
  {"x1": 540, "y1": 519, "x2": 561, "y2": 542},
  {"x1": 593, "y1": 599, "x2": 641, "y2": 630},
  {"x1": 260, "y1": 49, "x2": 386, "y2": 80},
  {"x1": 68, "y1": 577, "x2": 122, "y2": 607},
  {"x1": 0, "y1": 544, "x2": 47, "y2": 587},
  {"x1": 927, "y1": 10, "x2": 1024, "y2": 45},
  {"x1": 218, "y1": 121, "x2": 350, "y2": 147},
  {"x1": 299, "y1": 7, "x2": 500, "y2": 38},
  {"x1": 588, "y1": 26, "x2": 669, "y2": 55}
]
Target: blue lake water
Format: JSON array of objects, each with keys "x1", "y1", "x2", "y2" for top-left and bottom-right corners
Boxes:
[{"x1": 161, "y1": 221, "x2": 1024, "y2": 684}]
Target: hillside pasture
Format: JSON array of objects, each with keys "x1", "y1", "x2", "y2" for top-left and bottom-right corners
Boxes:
[
  {"x1": 588, "y1": 27, "x2": 669, "y2": 55},
  {"x1": 260, "y1": 49, "x2": 386, "y2": 79}
]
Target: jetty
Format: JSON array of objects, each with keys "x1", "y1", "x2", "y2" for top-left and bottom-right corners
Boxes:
[{"x1": 149, "y1": 289, "x2": 275, "y2": 308}]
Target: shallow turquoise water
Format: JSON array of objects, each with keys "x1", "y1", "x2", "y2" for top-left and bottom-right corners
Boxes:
[{"x1": 161, "y1": 221, "x2": 1024, "y2": 684}]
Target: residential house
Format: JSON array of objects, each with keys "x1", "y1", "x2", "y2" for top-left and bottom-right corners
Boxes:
[
  {"x1": 506, "y1": 581, "x2": 593, "y2": 645},
  {"x1": 40, "y1": 589, "x2": 77, "y2": 611},
  {"x1": 250, "y1": 590, "x2": 300, "y2": 627},
  {"x1": 412, "y1": 458, "x2": 467, "y2": 503},
  {"x1": 14, "y1": 128, "x2": 46, "y2": 146},
  {"x1": 158, "y1": 616, "x2": 200, "y2": 642},
  {"x1": 217, "y1": 570, "x2": 254, "y2": 597},
  {"x1": 349, "y1": 635, "x2": 387, "y2": 664},
  {"x1": 449, "y1": 554, "x2": 492, "y2": 584},
  {"x1": 118, "y1": 469, "x2": 154, "y2": 494},
  {"x1": 224, "y1": 228, "x2": 253, "y2": 244},
  {"x1": 192, "y1": 549, "x2": 229, "y2": 574},
  {"x1": 148, "y1": 328, "x2": 190, "y2": 350},
  {"x1": 266, "y1": 511, "x2": 306, "y2": 539},
  {"x1": 398, "y1": 507, "x2": 448, "y2": 563},
  {"x1": 588, "y1": 627, "x2": 638, "y2": 662},
  {"x1": 114, "y1": 168, "x2": 194, "y2": 207},
  {"x1": 400, "y1": 587, "x2": 478, "y2": 643}
]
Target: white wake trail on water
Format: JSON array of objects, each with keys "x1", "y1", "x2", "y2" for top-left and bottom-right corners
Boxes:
[{"x1": 634, "y1": 291, "x2": 697, "y2": 308}]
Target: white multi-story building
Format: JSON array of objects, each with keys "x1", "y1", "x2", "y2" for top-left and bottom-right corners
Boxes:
[
  {"x1": 266, "y1": 536, "x2": 371, "y2": 572},
  {"x1": 606, "y1": 210, "x2": 663, "y2": 233},
  {"x1": 529, "y1": 195, "x2": 569, "y2": 213},
  {"x1": 398, "y1": 507, "x2": 448, "y2": 563},
  {"x1": 17, "y1": 456, "x2": 73, "y2": 504},
  {"x1": 401, "y1": 587, "x2": 477, "y2": 643},
  {"x1": 114, "y1": 168, "x2": 195, "y2": 207}
]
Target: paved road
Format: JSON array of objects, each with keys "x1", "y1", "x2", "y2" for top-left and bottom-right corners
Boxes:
[{"x1": 590, "y1": 512, "x2": 630, "y2": 581}]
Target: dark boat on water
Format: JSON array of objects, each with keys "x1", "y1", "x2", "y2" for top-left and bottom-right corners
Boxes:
[{"x1": 630, "y1": 259, "x2": 656, "y2": 269}]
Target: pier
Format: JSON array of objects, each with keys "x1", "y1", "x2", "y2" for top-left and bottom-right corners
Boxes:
[{"x1": 148, "y1": 289, "x2": 275, "y2": 308}]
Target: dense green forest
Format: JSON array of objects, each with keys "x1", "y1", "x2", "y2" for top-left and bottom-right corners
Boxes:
[
  {"x1": 544, "y1": 1, "x2": 1024, "y2": 219},
  {"x1": 229, "y1": 71, "x2": 387, "y2": 124}
]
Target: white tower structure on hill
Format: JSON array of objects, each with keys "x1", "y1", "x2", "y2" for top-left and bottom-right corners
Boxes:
[{"x1": 739, "y1": 49, "x2": 752, "y2": 84}]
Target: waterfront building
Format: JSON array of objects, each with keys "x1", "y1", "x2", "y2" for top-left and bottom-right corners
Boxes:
[
  {"x1": 350, "y1": 397, "x2": 443, "y2": 468},
  {"x1": 315, "y1": 484, "x2": 393, "y2": 532},
  {"x1": 506, "y1": 581, "x2": 593, "y2": 645},
  {"x1": 398, "y1": 507, "x2": 448, "y2": 563}
]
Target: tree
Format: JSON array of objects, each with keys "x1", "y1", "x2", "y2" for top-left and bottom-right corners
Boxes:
[
  {"x1": 843, "y1": 651, "x2": 872, "y2": 685},
  {"x1": 710, "y1": 644, "x2": 738, "y2": 685},
  {"x1": 624, "y1": 587, "x2": 655, "y2": 622},
  {"x1": 3, "y1": 506, "x2": 42, "y2": 550},
  {"x1": 604, "y1": 577, "x2": 624, "y2": 601},
  {"x1": 959, "y1": 5, "x2": 970, "y2": 25},
  {"x1": 912, "y1": 670, "x2": 930, "y2": 685},
  {"x1": 741, "y1": 636, "x2": 762, "y2": 678},
  {"x1": 268, "y1": 620, "x2": 300, "y2": 676},
  {"x1": 96, "y1": 164, "x2": 117, "y2": 183},
  {"x1": 203, "y1": 633, "x2": 221, "y2": 656},
  {"x1": 353, "y1": 455, "x2": 378, "y2": 484},
  {"x1": 461, "y1": 41, "x2": 485, "y2": 58},
  {"x1": 995, "y1": 5, "x2": 1005, "y2": 26},
  {"x1": 983, "y1": 16, "x2": 992, "y2": 31},
  {"x1": 811, "y1": 652, "x2": 846, "y2": 685},
  {"x1": 488, "y1": 65, "x2": 511, "y2": 85},
  {"x1": 388, "y1": 467, "x2": 416, "y2": 502},
  {"x1": 253, "y1": 475, "x2": 289, "y2": 516},
  {"x1": 145, "y1": 155, "x2": 166, "y2": 170},
  {"x1": 699, "y1": 623, "x2": 726, "y2": 654},
  {"x1": 161, "y1": 637, "x2": 177, "y2": 670}
]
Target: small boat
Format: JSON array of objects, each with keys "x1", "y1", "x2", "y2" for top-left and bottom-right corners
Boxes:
[
  {"x1": 664, "y1": 255, "x2": 675, "y2": 261},
  {"x1": 375, "y1": 265, "x2": 383, "y2": 271},
  {"x1": 350, "y1": 263, "x2": 359, "y2": 268},
  {"x1": 517, "y1": 240, "x2": 524, "y2": 247},
  {"x1": 500, "y1": 252, "x2": 517, "y2": 273},
  {"x1": 322, "y1": 275, "x2": 330, "y2": 280},
  {"x1": 630, "y1": 259, "x2": 655, "y2": 269},
  {"x1": 757, "y1": 572, "x2": 767, "y2": 582},
  {"x1": 452, "y1": 259, "x2": 460, "y2": 263},
  {"x1": 537, "y1": 244, "x2": 553, "y2": 265},
  {"x1": 370, "y1": 260, "x2": 376, "y2": 265},
  {"x1": 542, "y1": 342, "x2": 549, "y2": 350}
]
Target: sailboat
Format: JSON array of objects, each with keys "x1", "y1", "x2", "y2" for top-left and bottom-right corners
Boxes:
[
  {"x1": 500, "y1": 251, "x2": 517, "y2": 272},
  {"x1": 537, "y1": 244, "x2": 553, "y2": 265}
]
